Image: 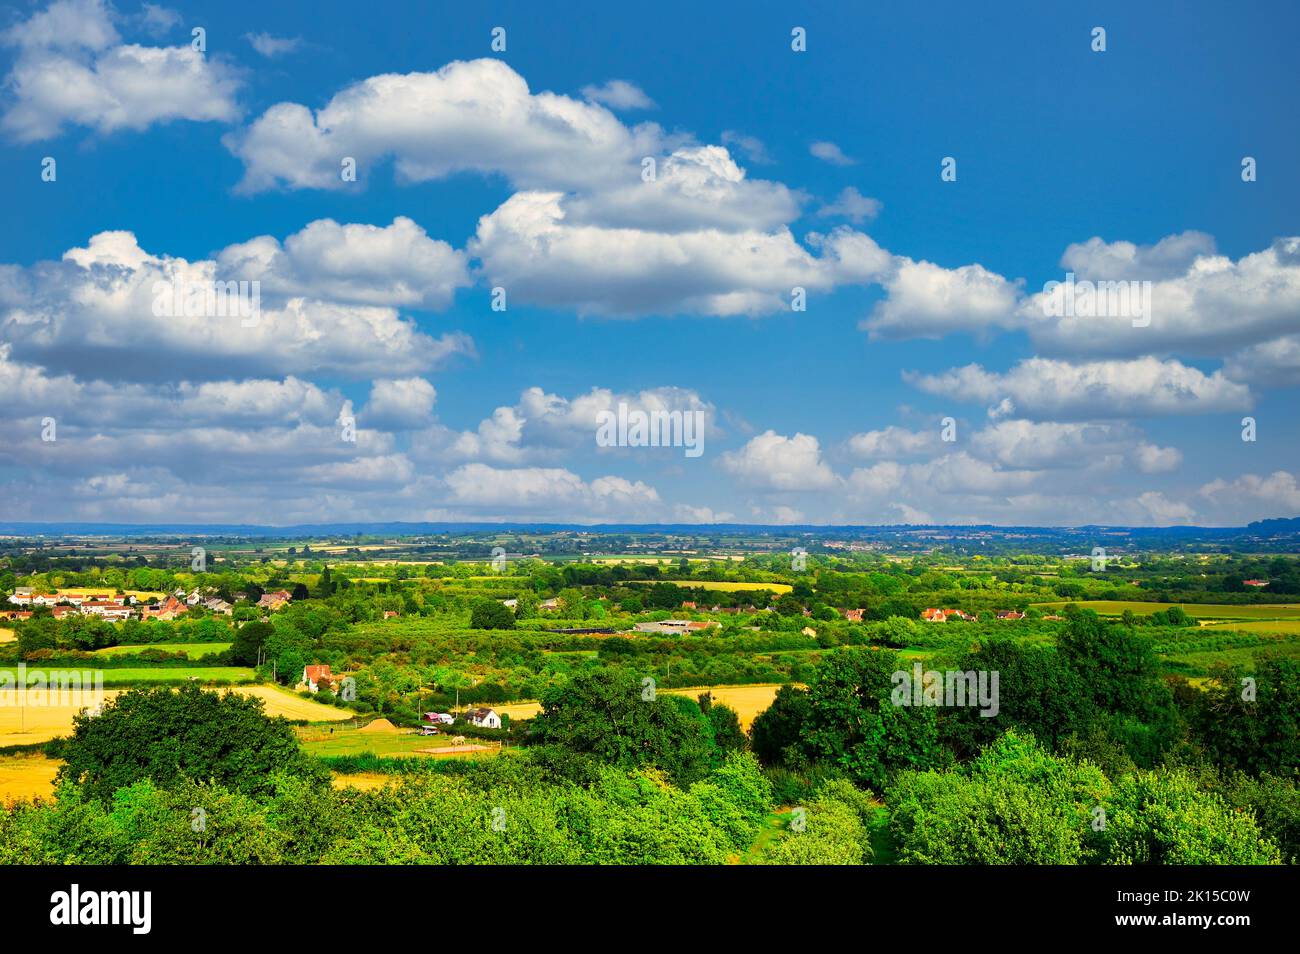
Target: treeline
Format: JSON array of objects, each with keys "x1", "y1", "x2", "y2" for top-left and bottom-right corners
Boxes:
[
  {"x1": 0, "y1": 682, "x2": 872, "y2": 865},
  {"x1": 748, "y1": 612, "x2": 1299, "y2": 863}
]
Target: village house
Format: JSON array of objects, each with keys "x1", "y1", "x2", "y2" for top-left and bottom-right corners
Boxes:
[
  {"x1": 843, "y1": 608, "x2": 865, "y2": 622},
  {"x1": 681, "y1": 601, "x2": 697, "y2": 610},
  {"x1": 465, "y1": 707, "x2": 501, "y2": 729},
  {"x1": 383, "y1": 610, "x2": 400, "y2": 619},
  {"x1": 7, "y1": 590, "x2": 58, "y2": 608},
  {"x1": 1244, "y1": 579, "x2": 1269, "y2": 587},
  {"x1": 142, "y1": 595, "x2": 187, "y2": 621},
  {"x1": 204, "y1": 598, "x2": 233, "y2": 615},
  {"x1": 300, "y1": 664, "x2": 333, "y2": 693},
  {"x1": 921, "y1": 608, "x2": 974, "y2": 623},
  {"x1": 538, "y1": 598, "x2": 560, "y2": 611},
  {"x1": 801, "y1": 626, "x2": 818, "y2": 637},
  {"x1": 996, "y1": 610, "x2": 1026, "y2": 620},
  {"x1": 258, "y1": 590, "x2": 293, "y2": 610},
  {"x1": 80, "y1": 600, "x2": 132, "y2": 621}
]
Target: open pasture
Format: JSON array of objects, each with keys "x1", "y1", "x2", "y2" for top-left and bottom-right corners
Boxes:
[
  {"x1": 1034, "y1": 600, "x2": 1300, "y2": 620},
  {"x1": 0, "y1": 665, "x2": 255, "y2": 686},
  {"x1": 95, "y1": 642, "x2": 231, "y2": 658}
]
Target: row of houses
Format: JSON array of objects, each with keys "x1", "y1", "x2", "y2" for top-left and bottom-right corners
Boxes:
[
  {"x1": 4, "y1": 586, "x2": 294, "y2": 622},
  {"x1": 921, "y1": 608, "x2": 1029, "y2": 622}
]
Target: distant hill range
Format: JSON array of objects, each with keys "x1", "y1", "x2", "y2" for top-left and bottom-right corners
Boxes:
[{"x1": 0, "y1": 517, "x2": 1298, "y2": 542}]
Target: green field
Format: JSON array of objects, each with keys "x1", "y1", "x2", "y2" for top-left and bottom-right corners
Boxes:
[
  {"x1": 1161, "y1": 639, "x2": 1300, "y2": 674},
  {"x1": 1202, "y1": 619, "x2": 1300, "y2": 634},
  {"x1": 298, "y1": 724, "x2": 499, "y2": 758},
  {"x1": 1034, "y1": 600, "x2": 1300, "y2": 620},
  {"x1": 94, "y1": 642, "x2": 231, "y2": 659},
  {"x1": 0, "y1": 666, "x2": 255, "y2": 685}
]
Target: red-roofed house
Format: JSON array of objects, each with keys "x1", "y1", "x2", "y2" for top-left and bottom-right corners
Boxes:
[
  {"x1": 301, "y1": 664, "x2": 333, "y2": 693},
  {"x1": 143, "y1": 595, "x2": 186, "y2": 621},
  {"x1": 258, "y1": 590, "x2": 293, "y2": 610},
  {"x1": 844, "y1": 608, "x2": 865, "y2": 622},
  {"x1": 1244, "y1": 579, "x2": 1269, "y2": 587},
  {"x1": 922, "y1": 608, "x2": 973, "y2": 623}
]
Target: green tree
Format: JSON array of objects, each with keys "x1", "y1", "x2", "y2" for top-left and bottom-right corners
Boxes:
[
  {"x1": 530, "y1": 670, "x2": 718, "y2": 785},
  {"x1": 57, "y1": 684, "x2": 324, "y2": 803},
  {"x1": 749, "y1": 685, "x2": 810, "y2": 767},
  {"x1": 227, "y1": 620, "x2": 273, "y2": 666},
  {"x1": 469, "y1": 598, "x2": 516, "y2": 630},
  {"x1": 799, "y1": 648, "x2": 947, "y2": 789}
]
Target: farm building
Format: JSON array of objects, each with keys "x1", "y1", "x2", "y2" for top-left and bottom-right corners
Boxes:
[
  {"x1": 301, "y1": 664, "x2": 334, "y2": 693},
  {"x1": 466, "y1": 708, "x2": 501, "y2": 729}
]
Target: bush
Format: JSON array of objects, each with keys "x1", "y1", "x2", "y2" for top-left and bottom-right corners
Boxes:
[
  {"x1": 1102, "y1": 770, "x2": 1282, "y2": 865},
  {"x1": 763, "y1": 779, "x2": 876, "y2": 865}
]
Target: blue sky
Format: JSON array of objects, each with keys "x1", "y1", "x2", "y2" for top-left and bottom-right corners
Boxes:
[{"x1": 1, "y1": 0, "x2": 1298, "y2": 526}]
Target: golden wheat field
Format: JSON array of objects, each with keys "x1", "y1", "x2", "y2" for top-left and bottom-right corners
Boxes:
[
  {"x1": 494, "y1": 683, "x2": 783, "y2": 729},
  {"x1": 0, "y1": 754, "x2": 59, "y2": 802},
  {"x1": 331, "y1": 772, "x2": 394, "y2": 791},
  {"x1": 0, "y1": 628, "x2": 14, "y2": 644},
  {"x1": 0, "y1": 685, "x2": 351, "y2": 745}
]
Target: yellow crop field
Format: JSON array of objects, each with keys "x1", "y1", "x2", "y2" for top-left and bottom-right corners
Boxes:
[
  {"x1": 493, "y1": 683, "x2": 784, "y2": 729},
  {"x1": 234, "y1": 687, "x2": 354, "y2": 722},
  {"x1": 0, "y1": 691, "x2": 121, "y2": 744},
  {"x1": 0, "y1": 755, "x2": 59, "y2": 803},
  {"x1": 587, "y1": 556, "x2": 745, "y2": 564},
  {"x1": 47, "y1": 588, "x2": 166, "y2": 601},
  {"x1": 0, "y1": 628, "x2": 14, "y2": 644},
  {"x1": 673, "y1": 684, "x2": 783, "y2": 728},
  {"x1": 0, "y1": 685, "x2": 350, "y2": 745},
  {"x1": 332, "y1": 772, "x2": 393, "y2": 791}
]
